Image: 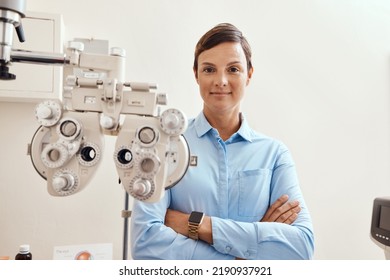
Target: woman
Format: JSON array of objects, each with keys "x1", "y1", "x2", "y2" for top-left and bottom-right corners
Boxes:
[{"x1": 130, "y1": 23, "x2": 314, "y2": 260}]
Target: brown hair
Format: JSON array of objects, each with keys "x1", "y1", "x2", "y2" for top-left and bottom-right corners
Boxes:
[{"x1": 193, "y1": 23, "x2": 253, "y2": 75}]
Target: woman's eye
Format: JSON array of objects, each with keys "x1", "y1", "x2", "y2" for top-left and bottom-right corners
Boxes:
[
  {"x1": 228, "y1": 66, "x2": 240, "y2": 73},
  {"x1": 202, "y1": 67, "x2": 215, "y2": 73}
]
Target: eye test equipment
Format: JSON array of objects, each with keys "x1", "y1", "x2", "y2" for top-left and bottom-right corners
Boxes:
[
  {"x1": 0, "y1": 0, "x2": 190, "y2": 204},
  {"x1": 370, "y1": 197, "x2": 390, "y2": 260},
  {"x1": 1, "y1": 0, "x2": 191, "y2": 260}
]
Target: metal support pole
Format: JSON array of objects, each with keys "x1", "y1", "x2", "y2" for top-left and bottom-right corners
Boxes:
[{"x1": 121, "y1": 189, "x2": 131, "y2": 260}]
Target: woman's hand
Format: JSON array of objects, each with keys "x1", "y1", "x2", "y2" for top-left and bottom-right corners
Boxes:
[
  {"x1": 260, "y1": 194, "x2": 301, "y2": 224},
  {"x1": 164, "y1": 209, "x2": 189, "y2": 236}
]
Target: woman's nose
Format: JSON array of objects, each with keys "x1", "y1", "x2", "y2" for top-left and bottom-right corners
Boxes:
[{"x1": 215, "y1": 73, "x2": 228, "y2": 87}]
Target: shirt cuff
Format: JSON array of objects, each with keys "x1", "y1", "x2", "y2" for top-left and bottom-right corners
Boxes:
[{"x1": 211, "y1": 216, "x2": 258, "y2": 259}]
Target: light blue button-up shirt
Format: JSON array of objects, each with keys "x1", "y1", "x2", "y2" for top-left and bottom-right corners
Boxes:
[{"x1": 130, "y1": 112, "x2": 314, "y2": 259}]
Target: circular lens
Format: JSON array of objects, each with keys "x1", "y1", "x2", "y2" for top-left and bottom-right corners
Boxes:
[
  {"x1": 60, "y1": 120, "x2": 77, "y2": 137},
  {"x1": 48, "y1": 148, "x2": 60, "y2": 161},
  {"x1": 117, "y1": 149, "x2": 132, "y2": 165},
  {"x1": 138, "y1": 127, "x2": 156, "y2": 144},
  {"x1": 80, "y1": 146, "x2": 96, "y2": 162},
  {"x1": 140, "y1": 157, "x2": 155, "y2": 173}
]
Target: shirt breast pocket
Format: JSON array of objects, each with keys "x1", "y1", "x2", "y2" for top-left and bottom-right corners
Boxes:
[{"x1": 238, "y1": 169, "x2": 271, "y2": 218}]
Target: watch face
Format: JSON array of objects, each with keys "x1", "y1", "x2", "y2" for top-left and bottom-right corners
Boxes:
[{"x1": 189, "y1": 211, "x2": 204, "y2": 223}]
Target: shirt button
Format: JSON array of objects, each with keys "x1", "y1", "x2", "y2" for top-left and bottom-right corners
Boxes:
[
  {"x1": 244, "y1": 251, "x2": 250, "y2": 257},
  {"x1": 225, "y1": 246, "x2": 231, "y2": 253}
]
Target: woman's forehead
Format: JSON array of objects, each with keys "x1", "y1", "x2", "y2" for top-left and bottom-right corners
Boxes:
[{"x1": 198, "y1": 42, "x2": 246, "y2": 65}]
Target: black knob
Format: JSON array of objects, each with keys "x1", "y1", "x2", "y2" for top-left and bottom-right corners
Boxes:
[
  {"x1": 0, "y1": 65, "x2": 16, "y2": 80},
  {"x1": 15, "y1": 23, "x2": 25, "y2": 43}
]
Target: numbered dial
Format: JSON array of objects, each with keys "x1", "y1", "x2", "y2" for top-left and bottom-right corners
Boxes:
[
  {"x1": 159, "y1": 109, "x2": 187, "y2": 136},
  {"x1": 128, "y1": 177, "x2": 155, "y2": 201},
  {"x1": 35, "y1": 100, "x2": 62, "y2": 127},
  {"x1": 52, "y1": 169, "x2": 79, "y2": 196},
  {"x1": 134, "y1": 152, "x2": 160, "y2": 177},
  {"x1": 41, "y1": 143, "x2": 69, "y2": 168}
]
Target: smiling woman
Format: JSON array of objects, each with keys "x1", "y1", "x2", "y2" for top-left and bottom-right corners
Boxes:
[
  {"x1": 130, "y1": 23, "x2": 314, "y2": 260},
  {"x1": 195, "y1": 42, "x2": 253, "y2": 140}
]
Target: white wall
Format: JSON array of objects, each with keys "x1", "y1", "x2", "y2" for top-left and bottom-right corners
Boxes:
[{"x1": 1, "y1": 0, "x2": 389, "y2": 259}]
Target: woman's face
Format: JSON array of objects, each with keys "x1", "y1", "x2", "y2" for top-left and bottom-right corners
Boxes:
[{"x1": 195, "y1": 42, "x2": 253, "y2": 116}]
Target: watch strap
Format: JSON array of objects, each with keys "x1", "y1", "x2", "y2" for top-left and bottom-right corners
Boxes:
[
  {"x1": 188, "y1": 211, "x2": 204, "y2": 240},
  {"x1": 188, "y1": 222, "x2": 200, "y2": 240}
]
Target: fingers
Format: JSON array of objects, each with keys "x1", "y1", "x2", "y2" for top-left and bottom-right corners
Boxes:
[
  {"x1": 261, "y1": 195, "x2": 301, "y2": 224},
  {"x1": 275, "y1": 204, "x2": 301, "y2": 224},
  {"x1": 261, "y1": 194, "x2": 289, "y2": 221}
]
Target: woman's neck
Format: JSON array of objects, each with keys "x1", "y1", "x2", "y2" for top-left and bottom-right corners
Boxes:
[{"x1": 203, "y1": 109, "x2": 241, "y2": 141}]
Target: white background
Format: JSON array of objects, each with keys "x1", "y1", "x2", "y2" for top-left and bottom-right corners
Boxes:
[{"x1": 1, "y1": 0, "x2": 390, "y2": 260}]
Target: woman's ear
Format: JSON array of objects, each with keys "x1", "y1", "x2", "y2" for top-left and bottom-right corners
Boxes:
[
  {"x1": 246, "y1": 67, "x2": 254, "y2": 86},
  {"x1": 193, "y1": 67, "x2": 199, "y2": 83}
]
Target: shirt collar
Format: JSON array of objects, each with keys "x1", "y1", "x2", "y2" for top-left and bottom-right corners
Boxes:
[{"x1": 194, "y1": 112, "x2": 254, "y2": 143}]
